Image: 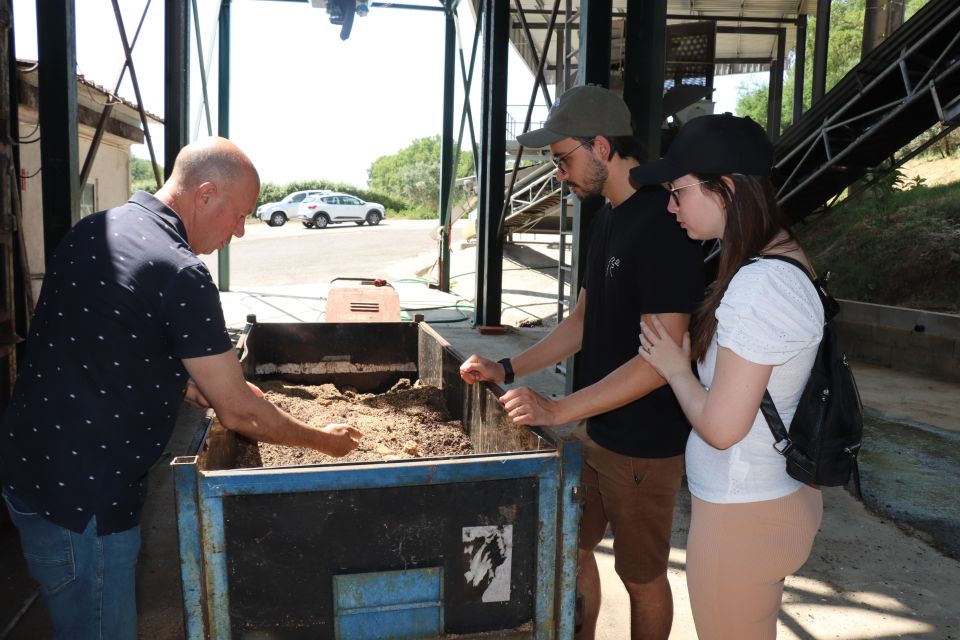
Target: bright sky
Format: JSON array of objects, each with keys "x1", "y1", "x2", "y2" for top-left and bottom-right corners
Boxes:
[{"x1": 12, "y1": 0, "x2": 753, "y2": 188}]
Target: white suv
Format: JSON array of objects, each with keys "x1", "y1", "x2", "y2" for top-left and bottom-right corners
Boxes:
[
  {"x1": 256, "y1": 190, "x2": 330, "y2": 227},
  {"x1": 296, "y1": 193, "x2": 386, "y2": 229}
]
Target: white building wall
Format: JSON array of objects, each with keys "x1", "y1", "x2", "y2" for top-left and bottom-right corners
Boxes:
[{"x1": 17, "y1": 115, "x2": 136, "y2": 303}]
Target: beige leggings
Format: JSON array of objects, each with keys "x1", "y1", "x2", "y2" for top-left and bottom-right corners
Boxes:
[{"x1": 687, "y1": 484, "x2": 823, "y2": 640}]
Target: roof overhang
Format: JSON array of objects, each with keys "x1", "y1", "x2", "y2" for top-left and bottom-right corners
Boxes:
[
  {"x1": 503, "y1": 0, "x2": 813, "y2": 85},
  {"x1": 16, "y1": 59, "x2": 164, "y2": 144}
]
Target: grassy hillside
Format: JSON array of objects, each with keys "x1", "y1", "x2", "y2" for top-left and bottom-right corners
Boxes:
[{"x1": 793, "y1": 178, "x2": 960, "y2": 314}]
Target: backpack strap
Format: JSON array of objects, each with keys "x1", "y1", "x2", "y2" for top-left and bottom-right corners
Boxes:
[
  {"x1": 761, "y1": 390, "x2": 793, "y2": 454},
  {"x1": 735, "y1": 255, "x2": 824, "y2": 457},
  {"x1": 747, "y1": 254, "x2": 840, "y2": 322},
  {"x1": 748, "y1": 253, "x2": 814, "y2": 281}
]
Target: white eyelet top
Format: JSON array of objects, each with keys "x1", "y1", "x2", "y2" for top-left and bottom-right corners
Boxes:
[{"x1": 686, "y1": 258, "x2": 824, "y2": 504}]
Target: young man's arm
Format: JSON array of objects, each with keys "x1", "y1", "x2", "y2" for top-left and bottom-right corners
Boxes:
[
  {"x1": 460, "y1": 288, "x2": 588, "y2": 384},
  {"x1": 499, "y1": 312, "x2": 689, "y2": 426},
  {"x1": 183, "y1": 352, "x2": 362, "y2": 456}
]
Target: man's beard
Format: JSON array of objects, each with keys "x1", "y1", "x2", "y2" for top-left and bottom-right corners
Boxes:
[{"x1": 570, "y1": 156, "x2": 608, "y2": 199}]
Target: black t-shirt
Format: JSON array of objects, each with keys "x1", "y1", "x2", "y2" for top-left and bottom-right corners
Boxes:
[
  {"x1": 578, "y1": 187, "x2": 705, "y2": 458},
  {"x1": 0, "y1": 192, "x2": 233, "y2": 534}
]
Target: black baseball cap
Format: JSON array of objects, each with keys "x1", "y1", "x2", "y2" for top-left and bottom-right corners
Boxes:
[
  {"x1": 629, "y1": 113, "x2": 774, "y2": 185},
  {"x1": 517, "y1": 85, "x2": 633, "y2": 148}
]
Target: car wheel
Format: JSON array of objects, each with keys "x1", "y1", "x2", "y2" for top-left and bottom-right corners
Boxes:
[
  {"x1": 313, "y1": 213, "x2": 330, "y2": 229},
  {"x1": 366, "y1": 210, "x2": 382, "y2": 226},
  {"x1": 302, "y1": 221, "x2": 314, "y2": 228},
  {"x1": 354, "y1": 220, "x2": 365, "y2": 226},
  {"x1": 269, "y1": 212, "x2": 286, "y2": 227}
]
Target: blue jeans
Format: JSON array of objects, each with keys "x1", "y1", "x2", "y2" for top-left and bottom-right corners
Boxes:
[{"x1": 2, "y1": 491, "x2": 140, "y2": 640}]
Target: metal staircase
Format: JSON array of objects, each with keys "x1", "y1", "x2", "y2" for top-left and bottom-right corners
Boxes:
[
  {"x1": 502, "y1": 162, "x2": 564, "y2": 233},
  {"x1": 775, "y1": 0, "x2": 960, "y2": 221},
  {"x1": 498, "y1": 0, "x2": 960, "y2": 227}
]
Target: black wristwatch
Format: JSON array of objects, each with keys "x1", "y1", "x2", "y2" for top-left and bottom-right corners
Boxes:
[{"x1": 497, "y1": 357, "x2": 515, "y2": 385}]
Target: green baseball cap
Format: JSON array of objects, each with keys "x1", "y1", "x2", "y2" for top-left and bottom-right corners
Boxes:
[{"x1": 516, "y1": 84, "x2": 633, "y2": 148}]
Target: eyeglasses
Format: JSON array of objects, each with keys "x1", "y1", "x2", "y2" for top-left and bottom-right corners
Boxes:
[
  {"x1": 663, "y1": 180, "x2": 710, "y2": 205},
  {"x1": 552, "y1": 138, "x2": 595, "y2": 173}
]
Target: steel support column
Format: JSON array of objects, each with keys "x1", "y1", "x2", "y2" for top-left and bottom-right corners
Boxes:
[
  {"x1": 217, "y1": 0, "x2": 231, "y2": 291},
  {"x1": 623, "y1": 0, "x2": 667, "y2": 162},
  {"x1": 2, "y1": 0, "x2": 24, "y2": 404},
  {"x1": 438, "y1": 1, "x2": 456, "y2": 293},
  {"x1": 36, "y1": 0, "x2": 79, "y2": 266},
  {"x1": 474, "y1": 0, "x2": 509, "y2": 327},
  {"x1": 570, "y1": 0, "x2": 611, "y2": 297},
  {"x1": 793, "y1": 15, "x2": 807, "y2": 126},
  {"x1": 567, "y1": 0, "x2": 611, "y2": 392},
  {"x1": 165, "y1": 0, "x2": 190, "y2": 180},
  {"x1": 554, "y1": 0, "x2": 572, "y2": 329},
  {"x1": 576, "y1": 0, "x2": 611, "y2": 87},
  {"x1": 767, "y1": 29, "x2": 786, "y2": 141},
  {"x1": 812, "y1": 0, "x2": 831, "y2": 105},
  {"x1": 863, "y1": 0, "x2": 906, "y2": 56}
]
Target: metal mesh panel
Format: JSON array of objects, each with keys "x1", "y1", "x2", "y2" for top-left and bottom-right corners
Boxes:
[{"x1": 664, "y1": 21, "x2": 717, "y2": 92}]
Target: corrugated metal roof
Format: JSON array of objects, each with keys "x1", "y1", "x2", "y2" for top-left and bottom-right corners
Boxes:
[{"x1": 506, "y1": 0, "x2": 811, "y2": 83}]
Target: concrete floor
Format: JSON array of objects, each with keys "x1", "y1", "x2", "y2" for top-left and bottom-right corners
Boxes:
[{"x1": 3, "y1": 235, "x2": 959, "y2": 639}]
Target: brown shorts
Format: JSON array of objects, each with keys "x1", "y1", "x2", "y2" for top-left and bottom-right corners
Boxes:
[{"x1": 576, "y1": 424, "x2": 685, "y2": 584}]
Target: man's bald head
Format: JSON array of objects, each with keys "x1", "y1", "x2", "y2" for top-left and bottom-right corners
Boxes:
[
  {"x1": 155, "y1": 137, "x2": 261, "y2": 255},
  {"x1": 167, "y1": 137, "x2": 260, "y2": 193}
]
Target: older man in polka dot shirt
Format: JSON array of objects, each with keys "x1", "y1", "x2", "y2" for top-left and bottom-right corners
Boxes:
[{"x1": 0, "y1": 137, "x2": 362, "y2": 639}]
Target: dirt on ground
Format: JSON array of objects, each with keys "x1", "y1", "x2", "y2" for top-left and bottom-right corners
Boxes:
[
  {"x1": 235, "y1": 378, "x2": 473, "y2": 468},
  {"x1": 903, "y1": 154, "x2": 960, "y2": 187}
]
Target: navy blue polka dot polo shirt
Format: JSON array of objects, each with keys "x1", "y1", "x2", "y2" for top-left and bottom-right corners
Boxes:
[{"x1": 0, "y1": 191, "x2": 233, "y2": 534}]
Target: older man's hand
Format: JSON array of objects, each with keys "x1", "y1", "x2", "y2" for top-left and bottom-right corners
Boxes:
[{"x1": 318, "y1": 423, "x2": 364, "y2": 457}]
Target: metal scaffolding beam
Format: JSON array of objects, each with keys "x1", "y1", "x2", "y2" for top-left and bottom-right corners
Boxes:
[
  {"x1": 563, "y1": 0, "x2": 611, "y2": 391},
  {"x1": 474, "y1": 0, "x2": 509, "y2": 327},
  {"x1": 438, "y1": 1, "x2": 456, "y2": 292},
  {"x1": 165, "y1": 0, "x2": 190, "y2": 180},
  {"x1": 812, "y1": 0, "x2": 831, "y2": 105},
  {"x1": 767, "y1": 28, "x2": 786, "y2": 141},
  {"x1": 217, "y1": 0, "x2": 231, "y2": 291},
  {"x1": 36, "y1": 0, "x2": 79, "y2": 266},
  {"x1": 794, "y1": 15, "x2": 807, "y2": 125},
  {"x1": 623, "y1": 0, "x2": 667, "y2": 162}
]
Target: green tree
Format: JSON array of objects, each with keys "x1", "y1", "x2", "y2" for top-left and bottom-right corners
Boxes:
[
  {"x1": 367, "y1": 135, "x2": 474, "y2": 210},
  {"x1": 130, "y1": 156, "x2": 161, "y2": 195},
  {"x1": 256, "y1": 180, "x2": 409, "y2": 213}
]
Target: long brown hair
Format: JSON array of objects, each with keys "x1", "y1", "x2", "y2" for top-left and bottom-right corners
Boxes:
[{"x1": 689, "y1": 174, "x2": 793, "y2": 362}]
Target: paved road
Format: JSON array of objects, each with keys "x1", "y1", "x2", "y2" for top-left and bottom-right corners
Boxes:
[{"x1": 200, "y1": 218, "x2": 446, "y2": 289}]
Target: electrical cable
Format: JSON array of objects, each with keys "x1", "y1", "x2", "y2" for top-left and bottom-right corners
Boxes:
[{"x1": 17, "y1": 121, "x2": 39, "y2": 141}]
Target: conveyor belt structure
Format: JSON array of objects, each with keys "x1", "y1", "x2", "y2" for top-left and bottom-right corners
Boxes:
[{"x1": 775, "y1": 0, "x2": 960, "y2": 221}]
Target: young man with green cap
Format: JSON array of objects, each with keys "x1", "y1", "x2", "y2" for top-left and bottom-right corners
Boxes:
[{"x1": 459, "y1": 85, "x2": 704, "y2": 639}]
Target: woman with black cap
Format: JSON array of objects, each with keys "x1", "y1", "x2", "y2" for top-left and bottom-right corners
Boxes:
[{"x1": 631, "y1": 114, "x2": 824, "y2": 639}]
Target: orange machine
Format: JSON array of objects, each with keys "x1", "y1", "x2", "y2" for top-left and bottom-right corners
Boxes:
[{"x1": 324, "y1": 277, "x2": 401, "y2": 322}]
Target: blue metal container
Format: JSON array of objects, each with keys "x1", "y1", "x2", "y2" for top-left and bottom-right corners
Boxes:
[{"x1": 172, "y1": 321, "x2": 582, "y2": 639}]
